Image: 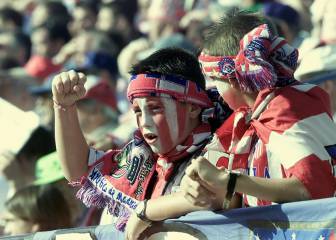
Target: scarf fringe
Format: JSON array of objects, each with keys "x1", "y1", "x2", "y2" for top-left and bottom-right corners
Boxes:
[{"x1": 76, "y1": 179, "x2": 131, "y2": 231}]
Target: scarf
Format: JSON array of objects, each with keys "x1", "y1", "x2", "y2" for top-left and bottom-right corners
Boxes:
[
  {"x1": 198, "y1": 24, "x2": 299, "y2": 93},
  {"x1": 75, "y1": 73, "x2": 232, "y2": 231},
  {"x1": 207, "y1": 83, "x2": 336, "y2": 206}
]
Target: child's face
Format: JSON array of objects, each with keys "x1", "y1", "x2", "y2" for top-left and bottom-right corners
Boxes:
[
  {"x1": 132, "y1": 96, "x2": 190, "y2": 155},
  {"x1": 214, "y1": 79, "x2": 248, "y2": 110}
]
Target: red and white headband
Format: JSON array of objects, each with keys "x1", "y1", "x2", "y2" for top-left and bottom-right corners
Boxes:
[
  {"x1": 127, "y1": 73, "x2": 213, "y2": 108},
  {"x1": 198, "y1": 24, "x2": 299, "y2": 92}
]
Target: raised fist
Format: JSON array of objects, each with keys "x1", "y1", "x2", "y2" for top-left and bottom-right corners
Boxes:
[{"x1": 52, "y1": 70, "x2": 87, "y2": 107}]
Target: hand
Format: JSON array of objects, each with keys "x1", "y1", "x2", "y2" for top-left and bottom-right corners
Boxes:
[
  {"x1": 125, "y1": 212, "x2": 152, "y2": 240},
  {"x1": 180, "y1": 174, "x2": 217, "y2": 208},
  {"x1": 52, "y1": 70, "x2": 87, "y2": 107},
  {"x1": 181, "y1": 157, "x2": 229, "y2": 208}
]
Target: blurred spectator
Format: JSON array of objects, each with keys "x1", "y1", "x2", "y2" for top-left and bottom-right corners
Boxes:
[
  {"x1": 179, "y1": 9, "x2": 212, "y2": 49},
  {"x1": 0, "y1": 56, "x2": 20, "y2": 70},
  {"x1": 279, "y1": 0, "x2": 313, "y2": 32},
  {"x1": 0, "y1": 6, "x2": 23, "y2": 32},
  {"x1": 34, "y1": 152, "x2": 93, "y2": 226},
  {"x1": 0, "y1": 99, "x2": 55, "y2": 199},
  {"x1": 295, "y1": 45, "x2": 336, "y2": 120},
  {"x1": 54, "y1": 29, "x2": 119, "y2": 87},
  {"x1": 25, "y1": 20, "x2": 70, "y2": 82},
  {"x1": 77, "y1": 75, "x2": 122, "y2": 150},
  {"x1": 146, "y1": 0, "x2": 186, "y2": 42},
  {"x1": 0, "y1": 31, "x2": 31, "y2": 66},
  {"x1": 2, "y1": 184, "x2": 72, "y2": 235},
  {"x1": 69, "y1": 1, "x2": 98, "y2": 36},
  {"x1": 137, "y1": 33, "x2": 197, "y2": 60},
  {"x1": 310, "y1": 0, "x2": 336, "y2": 43},
  {"x1": 0, "y1": 70, "x2": 37, "y2": 111},
  {"x1": 262, "y1": 2, "x2": 302, "y2": 46},
  {"x1": 29, "y1": 77, "x2": 54, "y2": 132},
  {"x1": 30, "y1": 0, "x2": 71, "y2": 29},
  {"x1": 96, "y1": 1, "x2": 140, "y2": 46}
]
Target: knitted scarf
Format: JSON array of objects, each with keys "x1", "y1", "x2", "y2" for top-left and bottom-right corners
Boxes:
[
  {"x1": 198, "y1": 24, "x2": 299, "y2": 93},
  {"x1": 75, "y1": 74, "x2": 231, "y2": 231}
]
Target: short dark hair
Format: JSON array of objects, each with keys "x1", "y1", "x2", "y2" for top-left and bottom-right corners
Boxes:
[
  {"x1": 5, "y1": 184, "x2": 72, "y2": 231},
  {"x1": 33, "y1": 19, "x2": 71, "y2": 44},
  {"x1": 100, "y1": 1, "x2": 138, "y2": 24},
  {"x1": 0, "y1": 7, "x2": 23, "y2": 28},
  {"x1": 17, "y1": 126, "x2": 55, "y2": 162},
  {"x1": 204, "y1": 10, "x2": 277, "y2": 56},
  {"x1": 37, "y1": 1, "x2": 71, "y2": 26},
  {"x1": 76, "y1": 1, "x2": 99, "y2": 15},
  {"x1": 14, "y1": 31, "x2": 32, "y2": 62},
  {"x1": 130, "y1": 48, "x2": 206, "y2": 90}
]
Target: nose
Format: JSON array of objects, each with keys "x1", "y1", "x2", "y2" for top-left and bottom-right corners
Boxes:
[{"x1": 139, "y1": 109, "x2": 152, "y2": 128}]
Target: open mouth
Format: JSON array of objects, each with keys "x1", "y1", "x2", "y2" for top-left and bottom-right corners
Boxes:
[{"x1": 143, "y1": 133, "x2": 158, "y2": 143}]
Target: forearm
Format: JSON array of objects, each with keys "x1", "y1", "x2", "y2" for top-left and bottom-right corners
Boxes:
[
  {"x1": 235, "y1": 174, "x2": 311, "y2": 203},
  {"x1": 145, "y1": 192, "x2": 205, "y2": 221},
  {"x1": 54, "y1": 104, "x2": 89, "y2": 181}
]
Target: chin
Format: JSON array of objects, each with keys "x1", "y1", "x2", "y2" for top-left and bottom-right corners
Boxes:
[{"x1": 149, "y1": 145, "x2": 170, "y2": 155}]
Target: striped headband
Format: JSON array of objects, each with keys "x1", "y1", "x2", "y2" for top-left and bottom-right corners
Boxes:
[
  {"x1": 127, "y1": 73, "x2": 212, "y2": 108},
  {"x1": 199, "y1": 24, "x2": 299, "y2": 92}
]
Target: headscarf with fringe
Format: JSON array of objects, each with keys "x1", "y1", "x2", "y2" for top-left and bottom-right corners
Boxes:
[{"x1": 198, "y1": 24, "x2": 299, "y2": 92}]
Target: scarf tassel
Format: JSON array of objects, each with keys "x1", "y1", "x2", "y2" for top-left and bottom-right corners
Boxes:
[{"x1": 76, "y1": 179, "x2": 132, "y2": 231}]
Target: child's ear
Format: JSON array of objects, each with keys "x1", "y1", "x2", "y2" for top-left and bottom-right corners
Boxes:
[{"x1": 189, "y1": 104, "x2": 202, "y2": 119}]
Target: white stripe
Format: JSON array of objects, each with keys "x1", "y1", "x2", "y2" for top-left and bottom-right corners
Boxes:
[
  {"x1": 267, "y1": 113, "x2": 336, "y2": 169},
  {"x1": 270, "y1": 37, "x2": 282, "y2": 50},
  {"x1": 245, "y1": 194, "x2": 258, "y2": 207},
  {"x1": 159, "y1": 79, "x2": 185, "y2": 94},
  {"x1": 252, "y1": 92, "x2": 275, "y2": 119},
  {"x1": 235, "y1": 135, "x2": 253, "y2": 154},
  {"x1": 88, "y1": 148, "x2": 106, "y2": 166},
  {"x1": 291, "y1": 83, "x2": 316, "y2": 92}
]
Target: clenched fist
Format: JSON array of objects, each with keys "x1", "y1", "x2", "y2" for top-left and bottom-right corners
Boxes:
[{"x1": 52, "y1": 70, "x2": 87, "y2": 107}]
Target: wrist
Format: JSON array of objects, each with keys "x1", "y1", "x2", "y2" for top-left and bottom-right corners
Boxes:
[
  {"x1": 135, "y1": 199, "x2": 152, "y2": 223},
  {"x1": 53, "y1": 99, "x2": 76, "y2": 111},
  {"x1": 222, "y1": 170, "x2": 240, "y2": 209}
]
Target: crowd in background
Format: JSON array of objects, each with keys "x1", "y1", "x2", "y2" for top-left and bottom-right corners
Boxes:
[{"x1": 0, "y1": 0, "x2": 335, "y2": 236}]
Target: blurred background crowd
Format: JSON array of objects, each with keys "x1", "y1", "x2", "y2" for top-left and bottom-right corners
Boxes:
[{"x1": 0, "y1": 0, "x2": 335, "y2": 236}]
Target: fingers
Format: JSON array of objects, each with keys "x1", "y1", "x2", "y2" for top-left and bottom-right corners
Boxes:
[
  {"x1": 60, "y1": 72, "x2": 71, "y2": 93},
  {"x1": 181, "y1": 175, "x2": 216, "y2": 207},
  {"x1": 68, "y1": 70, "x2": 79, "y2": 91},
  {"x1": 52, "y1": 70, "x2": 87, "y2": 105},
  {"x1": 52, "y1": 74, "x2": 64, "y2": 95}
]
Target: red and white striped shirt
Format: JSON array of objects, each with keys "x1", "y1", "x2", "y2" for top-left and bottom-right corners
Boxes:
[{"x1": 205, "y1": 83, "x2": 336, "y2": 207}]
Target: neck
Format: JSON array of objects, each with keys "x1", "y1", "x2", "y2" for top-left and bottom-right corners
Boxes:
[{"x1": 243, "y1": 91, "x2": 258, "y2": 108}]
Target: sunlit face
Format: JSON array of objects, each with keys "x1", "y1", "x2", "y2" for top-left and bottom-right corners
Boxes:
[
  {"x1": 214, "y1": 79, "x2": 248, "y2": 110},
  {"x1": 132, "y1": 97, "x2": 191, "y2": 155},
  {"x1": 3, "y1": 211, "x2": 35, "y2": 236},
  {"x1": 96, "y1": 8, "x2": 116, "y2": 32}
]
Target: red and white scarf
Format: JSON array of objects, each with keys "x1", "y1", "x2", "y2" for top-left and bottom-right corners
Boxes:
[
  {"x1": 199, "y1": 24, "x2": 299, "y2": 92},
  {"x1": 205, "y1": 83, "x2": 336, "y2": 206},
  {"x1": 75, "y1": 74, "x2": 220, "y2": 231}
]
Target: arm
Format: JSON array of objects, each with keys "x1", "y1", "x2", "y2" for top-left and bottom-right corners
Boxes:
[
  {"x1": 52, "y1": 70, "x2": 89, "y2": 181},
  {"x1": 182, "y1": 157, "x2": 310, "y2": 206},
  {"x1": 125, "y1": 191, "x2": 241, "y2": 240},
  {"x1": 235, "y1": 174, "x2": 310, "y2": 203},
  {"x1": 145, "y1": 191, "x2": 241, "y2": 221}
]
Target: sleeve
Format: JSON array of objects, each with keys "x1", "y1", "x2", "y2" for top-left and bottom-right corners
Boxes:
[{"x1": 87, "y1": 147, "x2": 106, "y2": 166}]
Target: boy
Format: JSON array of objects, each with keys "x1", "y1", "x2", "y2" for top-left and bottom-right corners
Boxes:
[
  {"x1": 181, "y1": 12, "x2": 336, "y2": 208},
  {"x1": 52, "y1": 48, "x2": 231, "y2": 239}
]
